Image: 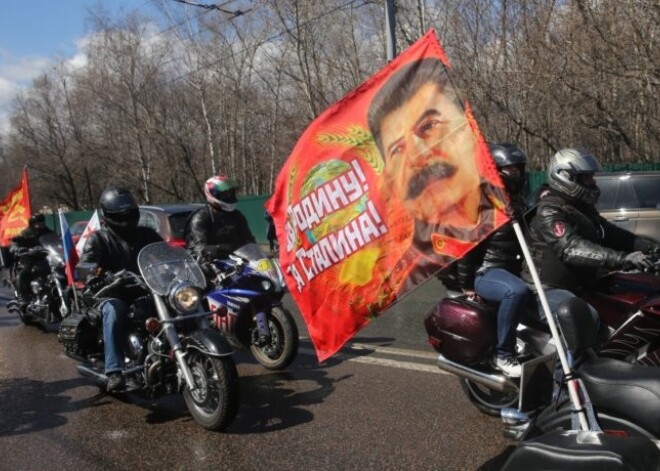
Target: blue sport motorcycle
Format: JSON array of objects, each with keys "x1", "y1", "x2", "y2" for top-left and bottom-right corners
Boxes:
[{"x1": 204, "y1": 243, "x2": 299, "y2": 370}]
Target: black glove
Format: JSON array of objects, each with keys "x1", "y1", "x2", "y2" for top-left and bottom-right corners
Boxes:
[{"x1": 622, "y1": 251, "x2": 654, "y2": 271}]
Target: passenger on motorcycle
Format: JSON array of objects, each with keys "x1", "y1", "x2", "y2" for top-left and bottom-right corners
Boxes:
[
  {"x1": 457, "y1": 143, "x2": 530, "y2": 378},
  {"x1": 185, "y1": 175, "x2": 256, "y2": 263},
  {"x1": 78, "y1": 186, "x2": 162, "y2": 392},
  {"x1": 10, "y1": 213, "x2": 55, "y2": 310},
  {"x1": 524, "y1": 148, "x2": 660, "y2": 321}
]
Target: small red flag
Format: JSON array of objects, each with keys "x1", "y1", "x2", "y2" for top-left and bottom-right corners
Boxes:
[{"x1": 0, "y1": 167, "x2": 32, "y2": 246}]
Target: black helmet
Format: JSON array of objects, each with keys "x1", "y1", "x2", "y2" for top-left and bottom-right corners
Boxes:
[
  {"x1": 489, "y1": 143, "x2": 528, "y2": 195},
  {"x1": 29, "y1": 213, "x2": 46, "y2": 227},
  {"x1": 99, "y1": 185, "x2": 140, "y2": 233},
  {"x1": 547, "y1": 148, "x2": 601, "y2": 205}
]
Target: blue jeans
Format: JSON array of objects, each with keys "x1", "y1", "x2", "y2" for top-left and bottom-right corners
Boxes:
[
  {"x1": 100, "y1": 298, "x2": 128, "y2": 374},
  {"x1": 474, "y1": 268, "x2": 530, "y2": 359}
]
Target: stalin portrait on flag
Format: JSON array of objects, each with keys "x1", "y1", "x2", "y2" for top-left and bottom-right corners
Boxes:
[{"x1": 267, "y1": 30, "x2": 510, "y2": 361}]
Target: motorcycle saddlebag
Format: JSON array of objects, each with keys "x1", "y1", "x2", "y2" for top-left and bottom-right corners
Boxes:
[
  {"x1": 58, "y1": 313, "x2": 98, "y2": 357},
  {"x1": 501, "y1": 430, "x2": 660, "y2": 471},
  {"x1": 424, "y1": 297, "x2": 496, "y2": 366}
]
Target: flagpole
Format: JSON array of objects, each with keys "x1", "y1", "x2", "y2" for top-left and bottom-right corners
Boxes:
[{"x1": 512, "y1": 221, "x2": 589, "y2": 431}]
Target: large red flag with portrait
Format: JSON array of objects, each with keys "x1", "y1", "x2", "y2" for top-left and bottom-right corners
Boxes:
[
  {"x1": 0, "y1": 167, "x2": 32, "y2": 246},
  {"x1": 266, "y1": 30, "x2": 511, "y2": 361}
]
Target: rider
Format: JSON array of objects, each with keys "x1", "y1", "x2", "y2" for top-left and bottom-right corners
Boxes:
[
  {"x1": 524, "y1": 148, "x2": 660, "y2": 317},
  {"x1": 78, "y1": 185, "x2": 162, "y2": 392},
  {"x1": 10, "y1": 213, "x2": 56, "y2": 310},
  {"x1": 457, "y1": 143, "x2": 530, "y2": 378},
  {"x1": 186, "y1": 175, "x2": 256, "y2": 263}
]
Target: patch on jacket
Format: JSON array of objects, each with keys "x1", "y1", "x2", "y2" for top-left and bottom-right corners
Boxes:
[{"x1": 552, "y1": 221, "x2": 566, "y2": 238}]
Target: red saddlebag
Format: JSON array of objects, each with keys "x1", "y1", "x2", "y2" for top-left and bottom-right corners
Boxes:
[{"x1": 424, "y1": 297, "x2": 496, "y2": 366}]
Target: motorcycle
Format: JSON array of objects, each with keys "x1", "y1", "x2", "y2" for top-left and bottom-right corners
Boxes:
[
  {"x1": 432, "y1": 256, "x2": 660, "y2": 416},
  {"x1": 425, "y1": 277, "x2": 660, "y2": 439},
  {"x1": 58, "y1": 242, "x2": 240, "y2": 431},
  {"x1": 203, "y1": 243, "x2": 299, "y2": 370},
  {"x1": 7, "y1": 233, "x2": 75, "y2": 327}
]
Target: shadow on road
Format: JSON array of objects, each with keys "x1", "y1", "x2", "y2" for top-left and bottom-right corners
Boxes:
[
  {"x1": 0, "y1": 377, "x2": 110, "y2": 437},
  {"x1": 229, "y1": 352, "x2": 351, "y2": 435}
]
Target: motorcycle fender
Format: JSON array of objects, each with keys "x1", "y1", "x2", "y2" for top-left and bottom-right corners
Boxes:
[{"x1": 184, "y1": 329, "x2": 234, "y2": 358}]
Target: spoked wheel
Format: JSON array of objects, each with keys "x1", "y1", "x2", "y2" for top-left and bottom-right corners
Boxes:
[
  {"x1": 460, "y1": 379, "x2": 518, "y2": 417},
  {"x1": 250, "y1": 307, "x2": 299, "y2": 370},
  {"x1": 183, "y1": 351, "x2": 239, "y2": 431}
]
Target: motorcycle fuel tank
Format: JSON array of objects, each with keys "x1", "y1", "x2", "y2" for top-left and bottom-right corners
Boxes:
[{"x1": 424, "y1": 297, "x2": 497, "y2": 365}]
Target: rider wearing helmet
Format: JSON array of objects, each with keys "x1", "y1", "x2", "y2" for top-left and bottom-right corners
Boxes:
[
  {"x1": 457, "y1": 143, "x2": 530, "y2": 378},
  {"x1": 78, "y1": 185, "x2": 162, "y2": 392},
  {"x1": 525, "y1": 148, "x2": 659, "y2": 304},
  {"x1": 10, "y1": 213, "x2": 55, "y2": 309},
  {"x1": 186, "y1": 175, "x2": 255, "y2": 262}
]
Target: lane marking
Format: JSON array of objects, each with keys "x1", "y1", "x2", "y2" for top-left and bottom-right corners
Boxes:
[{"x1": 298, "y1": 345, "x2": 449, "y2": 375}]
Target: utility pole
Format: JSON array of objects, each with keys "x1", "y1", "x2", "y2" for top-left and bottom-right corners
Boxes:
[{"x1": 385, "y1": 0, "x2": 397, "y2": 61}]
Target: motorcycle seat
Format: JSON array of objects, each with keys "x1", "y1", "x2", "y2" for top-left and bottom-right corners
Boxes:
[{"x1": 579, "y1": 357, "x2": 660, "y2": 436}]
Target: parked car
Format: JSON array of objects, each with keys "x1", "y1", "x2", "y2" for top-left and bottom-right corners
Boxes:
[
  {"x1": 138, "y1": 204, "x2": 203, "y2": 247},
  {"x1": 70, "y1": 220, "x2": 89, "y2": 245},
  {"x1": 594, "y1": 171, "x2": 660, "y2": 242}
]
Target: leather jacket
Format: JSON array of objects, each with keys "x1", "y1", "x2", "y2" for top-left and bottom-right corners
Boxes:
[
  {"x1": 79, "y1": 225, "x2": 162, "y2": 274},
  {"x1": 523, "y1": 189, "x2": 657, "y2": 292},
  {"x1": 457, "y1": 196, "x2": 527, "y2": 290},
  {"x1": 186, "y1": 205, "x2": 255, "y2": 261}
]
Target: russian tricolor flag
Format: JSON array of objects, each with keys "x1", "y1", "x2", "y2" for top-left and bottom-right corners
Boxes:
[{"x1": 58, "y1": 210, "x2": 79, "y2": 286}]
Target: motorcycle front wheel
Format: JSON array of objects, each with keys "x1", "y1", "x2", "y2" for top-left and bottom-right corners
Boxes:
[
  {"x1": 460, "y1": 379, "x2": 518, "y2": 416},
  {"x1": 250, "y1": 306, "x2": 299, "y2": 370},
  {"x1": 182, "y1": 351, "x2": 239, "y2": 431}
]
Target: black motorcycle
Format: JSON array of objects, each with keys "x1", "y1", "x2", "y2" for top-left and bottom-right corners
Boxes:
[
  {"x1": 58, "y1": 242, "x2": 240, "y2": 431},
  {"x1": 7, "y1": 233, "x2": 74, "y2": 327}
]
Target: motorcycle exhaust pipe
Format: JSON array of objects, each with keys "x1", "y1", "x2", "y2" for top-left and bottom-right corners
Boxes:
[
  {"x1": 436, "y1": 353, "x2": 519, "y2": 393},
  {"x1": 501, "y1": 407, "x2": 529, "y2": 426}
]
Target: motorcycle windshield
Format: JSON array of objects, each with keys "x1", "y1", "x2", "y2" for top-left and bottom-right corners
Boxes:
[
  {"x1": 39, "y1": 233, "x2": 65, "y2": 260},
  {"x1": 233, "y1": 243, "x2": 284, "y2": 288},
  {"x1": 137, "y1": 242, "x2": 206, "y2": 296}
]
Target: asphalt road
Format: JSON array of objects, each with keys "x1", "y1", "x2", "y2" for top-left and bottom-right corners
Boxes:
[{"x1": 0, "y1": 282, "x2": 516, "y2": 471}]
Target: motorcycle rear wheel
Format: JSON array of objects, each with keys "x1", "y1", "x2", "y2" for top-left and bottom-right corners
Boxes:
[
  {"x1": 250, "y1": 306, "x2": 299, "y2": 370},
  {"x1": 460, "y1": 379, "x2": 518, "y2": 417},
  {"x1": 183, "y1": 351, "x2": 239, "y2": 431}
]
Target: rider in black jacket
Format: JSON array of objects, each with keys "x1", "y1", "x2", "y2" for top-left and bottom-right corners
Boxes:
[
  {"x1": 186, "y1": 175, "x2": 255, "y2": 263},
  {"x1": 457, "y1": 143, "x2": 530, "y2": 378},
  {"x1": 79, "y1": 186, "x2": 162, "y2": 392},
  {"x1": 10, "y1": 214, "x2": 55, "y2": 309},
  {"x1": 524, "y1": 148, "x2": 659, "y2": 318}
]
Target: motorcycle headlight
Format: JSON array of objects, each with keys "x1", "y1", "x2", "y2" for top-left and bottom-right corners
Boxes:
[
  {"x1": 261, "y1": 279, "x2": 272, "y2": 291},
  {"x1": 168, "y1": 281, "x2": 201, "y2": 314}
]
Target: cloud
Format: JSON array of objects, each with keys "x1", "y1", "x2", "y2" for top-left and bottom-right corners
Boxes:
[{"x1": 0, "y1": 48, "x2": 54, "y2": 134}]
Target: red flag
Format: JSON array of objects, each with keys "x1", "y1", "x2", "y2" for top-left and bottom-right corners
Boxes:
[
  {"x1": 266, "y1": 30, "x2": 510, "y2": 361},
  {"x1": 0, "y1": 167, "x2": 32, "y2": 246}
]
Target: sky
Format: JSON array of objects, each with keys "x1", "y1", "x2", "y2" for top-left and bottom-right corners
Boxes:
[{"x1": 0, "y1": 0, "x2": 162, "y2": 133}]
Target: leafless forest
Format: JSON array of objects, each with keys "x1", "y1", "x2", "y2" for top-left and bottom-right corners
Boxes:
[{"x1": 0, "y1": 0, "x2": 657, "y2": 210}]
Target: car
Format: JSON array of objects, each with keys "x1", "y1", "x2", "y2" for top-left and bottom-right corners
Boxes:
[
  {"x1": 138, "y1": 204, "x2": 203, "y2": 247},
  {"x1": 594, "y1": 171, "x2": 660, "y2": 242},
  {"x1": 70, "y1": 220, "x2": 89, "y2": 245}
]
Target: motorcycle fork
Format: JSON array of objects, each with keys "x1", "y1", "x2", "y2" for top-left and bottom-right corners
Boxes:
[
  {"x1": 52, "y1": 275, "x2": 70, "y2": 318},
  {"x1": 252, "y1": 304, "x2": 271, "y2": 339},
  {"x1": 153, "y1": 295, "x2": 197, "y2": 391}
]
